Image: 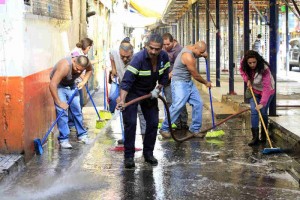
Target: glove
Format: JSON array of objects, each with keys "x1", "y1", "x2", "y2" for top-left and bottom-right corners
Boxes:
[{"x1": 150, "y1": 88, "x2": 160, "y2": 99}]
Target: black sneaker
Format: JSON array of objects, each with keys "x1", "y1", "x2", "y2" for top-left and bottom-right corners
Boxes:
[
  {"x1": 144, "y1": 156, "x2": 158, "y2": 166},
  {"x1": 124, "y1": 157, "x2": 135, "y2": 168}
]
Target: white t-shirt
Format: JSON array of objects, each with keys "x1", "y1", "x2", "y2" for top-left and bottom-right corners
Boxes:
[{"x1": 110, "y1": 49, "x2": 128, "y2": 84}]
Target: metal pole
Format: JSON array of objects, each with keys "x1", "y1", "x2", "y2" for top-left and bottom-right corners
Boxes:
[
  {"x1": 196, "y1": 1, "x2": 200, "y2": 71},
  {"x1": 228, "y1": 0, "x2": 235, "y2": 94},
  {"x1": 269, "y1": 0, "x2": 277, "y2": 116},
  {"x1": 216, "y1": 0, "x2": 220, "y2": 87},
  {"x1": 192, "y1": 3, "x2": 196, "y2": 44},
  {"x1": 243, "y1": 0, "x2": 250, "y2": 102},
  {"x1": 285, "y1": 6, "x2": 289, "y2": 76},
  {"x1": 206, "y1": 0, "x2": 210, "y2": 74}
]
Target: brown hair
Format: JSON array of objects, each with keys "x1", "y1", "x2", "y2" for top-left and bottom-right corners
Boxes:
[
  {"x1": 162, "y1": 33, "x2": 174, "y2": 42},
  {"x1": 76, "y1": 38, "x2": 93, "y2": 51}
]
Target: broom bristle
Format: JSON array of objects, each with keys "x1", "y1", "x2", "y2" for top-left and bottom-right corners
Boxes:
[
  {"x1": 158, "y1": 123, "x2": 177, "y2": 129},
  {"x1": 262, "y1": 147, "x2": 283, "y2": 154},
  {"x1": 205, "y1": 130, "x2": 225, "y2": 138}
]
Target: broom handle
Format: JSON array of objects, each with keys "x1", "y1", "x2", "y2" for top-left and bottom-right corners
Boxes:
[
  {"x1": 119, "y1": 111, "x2": 125, "y2": 142},
  {"x1": 205, "y1": 59, "x2": 216, "y2": 128},
  {"x1": 41, "y1": 87, "x2": 78, "y2": 144},
  {"x1": 85, "y1": 84, "x2": 101, "y2": 120},
  {"x1": 249, "y1": 87, "x2": 273, "y2": 148},
  {"x1": 104, "y1": 69, "x2": 107, "y2": 110}
]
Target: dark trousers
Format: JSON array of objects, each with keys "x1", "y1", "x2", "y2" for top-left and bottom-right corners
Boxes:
[{"x1": 123, "y1": 93, "x2": 159, "y2": 158}]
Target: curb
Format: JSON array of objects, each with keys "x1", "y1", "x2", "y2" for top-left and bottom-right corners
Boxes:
[{"x1": 0, "y1": 154, "x2": 25, "y2": 182}]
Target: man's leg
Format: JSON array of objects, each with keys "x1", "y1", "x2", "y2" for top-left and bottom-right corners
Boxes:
[
  {"x1": 56, "y1": 87, "x2": 72, "y2": 148},
  {"x1": 68, "y1": 88, "x2": 87, "y2": 140},
  {"x1": 123, "y1": 98, "x2": 138, "y2": 158},
  {"x1": 140, "y1": 98, "x2": 159, "y2": 165},
  {"x1": 187, "y1": 82, "x2": 203, "y2": 134},
  {"x1": 160, "y1": 81, "x2": 189, "y2": 132}
]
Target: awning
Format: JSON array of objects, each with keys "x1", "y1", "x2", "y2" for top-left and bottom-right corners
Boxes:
[{"x1": 129, "y1": 0, "x2": 167, "y2": 18}]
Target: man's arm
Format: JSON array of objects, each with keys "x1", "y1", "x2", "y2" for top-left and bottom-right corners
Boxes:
[
  {"x1": 49, "y1": 60, "x2": 69, "y2": 109},
  {"x1": 77, "y1": 64, "x2": 92, "y2": 89},
  {"x1": 116, "y1": 89, "x2": 128, "y2": 110},
  {"x1": 110, "y1": 52, "x2": 117, "y2": 77},
  {"x1": 182, "y1": 53, "x2": 211, "y2": 87}
]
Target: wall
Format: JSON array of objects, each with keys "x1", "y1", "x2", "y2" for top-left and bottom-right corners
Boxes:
[{"x1": 0, "y1": 1, "x2": 83, "y2": 161}]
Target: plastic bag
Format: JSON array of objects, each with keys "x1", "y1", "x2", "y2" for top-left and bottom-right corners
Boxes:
[{"x1": 108, "y1": 82, "x2": 120, "y2": 113}]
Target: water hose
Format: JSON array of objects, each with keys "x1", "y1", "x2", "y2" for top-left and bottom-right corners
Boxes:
[{"x1": 124, "y1": 93, "x2": 251, "y2": 143}]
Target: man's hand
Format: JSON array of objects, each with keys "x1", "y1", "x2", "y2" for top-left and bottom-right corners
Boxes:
[
  {"x1": 111, "y1": 68, "x2": 117, "y2": 78},
  {"x1": 205, "y1": 81, "x2": 212, "y2": 88},
  {"x1": 116, "y1": 100, "x2": 125, "y2": 111},
  {"x1": 57, "y1": 102, "x2": 69, "y2": 110},
  {"x1": 201, "y1": 52, "x2": 208, "y2": 58},
  {"x1": 150, "y1": 88, "x2": 160, "y2": 99}
]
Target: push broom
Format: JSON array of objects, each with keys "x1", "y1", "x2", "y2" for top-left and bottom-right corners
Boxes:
[
  {"x1": 204, "y1": 59, "x2": 225, "y2": 138},
  {"x1": 99, "y1": 69, "x2": 112, "y2": 120},
  {"x1": 34, "y1": 88, "x2": 79, "y2": 155},
  {"x1": 249, "y1": 87, "x2": 282, "y2": 154},
  {"x1": 85, "y1": 84, "x2": 106, "y2": 129}
]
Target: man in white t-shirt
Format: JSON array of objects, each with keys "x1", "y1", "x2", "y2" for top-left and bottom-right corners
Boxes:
[{"x1": 109, "y1": 37, "x2": 146, "y2": 142}]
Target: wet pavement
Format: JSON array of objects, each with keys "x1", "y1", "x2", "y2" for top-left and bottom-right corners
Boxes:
[{"x1": 0, "y1": 85, "x2": 300, "y2": 199}]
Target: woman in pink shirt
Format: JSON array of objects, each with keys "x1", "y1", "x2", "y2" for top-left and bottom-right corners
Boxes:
[{"x1": 240, "y1": 50, "x2": 275, "y2": 146}]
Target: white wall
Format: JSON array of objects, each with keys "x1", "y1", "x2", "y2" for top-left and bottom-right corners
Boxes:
[{"x1": 0, "y1": 1, "x2": 82, "y2": 77}]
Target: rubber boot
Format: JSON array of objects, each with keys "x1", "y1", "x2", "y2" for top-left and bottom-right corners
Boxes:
[
  {"x1": 260, "y1": 122, "x2": 268, "y2": 143},
  {"x1": 248, "y1": 127, "x2": 259, "y2": 146}
]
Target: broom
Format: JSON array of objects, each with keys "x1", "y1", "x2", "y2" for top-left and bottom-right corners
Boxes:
[
  {"x1": 204, "y1": 59, "x2": 225, "y2": 138},
  {"x1": 99, "y1": 69, "x2": 112, "y2": 120},
  {"x1": 85, "y1": 84, "x2": 106, "y2": 129},
  {"x1": 249, "y1": 87, "x2": 282, "y2": 154}
]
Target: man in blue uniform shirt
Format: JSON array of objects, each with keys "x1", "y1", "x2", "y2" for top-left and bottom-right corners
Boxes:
[{"x1": 116, "y1": 33, "x2": 170, "y2": 168}]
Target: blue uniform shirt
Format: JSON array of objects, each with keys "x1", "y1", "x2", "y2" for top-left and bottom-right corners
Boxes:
[{"x1": 121, "y1": 48, "x2": 170, "y2": 95}]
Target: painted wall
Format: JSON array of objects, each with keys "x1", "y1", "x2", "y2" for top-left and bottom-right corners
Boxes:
[{"x1": 0, "y1": 1, "x2": 84, "y2": 160}]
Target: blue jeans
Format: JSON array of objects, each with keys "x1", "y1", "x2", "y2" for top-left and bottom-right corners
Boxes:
[
  {"x1": 56, "y1": 85, "x2": 87, "y2": 142},
  {"x1": 250, "y1": 93, "x2": 274, "y2": 128},
  {"x1": 163, "y1": 84, "x2": 188, "y2": 126},
  {"x1": 68, "y1": 89, "x2": 83, "y2": 128},
  {"x1": 161, "y1": 80, "x2": 203, "y2": 133}
]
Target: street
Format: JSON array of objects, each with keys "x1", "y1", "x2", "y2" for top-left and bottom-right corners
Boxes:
[{"x1": 0, "y1": 91, "x2": 299, "y2": 200}]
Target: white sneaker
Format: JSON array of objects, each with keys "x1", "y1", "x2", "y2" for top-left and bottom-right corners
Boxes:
[
  {"x1": 78, "y1": 135, "x2": 90, "y2": 144},
  {"x1": 60, "y1": 141, "x2": 72, "y2": 149}
]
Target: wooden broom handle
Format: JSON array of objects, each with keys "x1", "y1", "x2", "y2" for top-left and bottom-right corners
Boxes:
[{"x1": 249, "y1": 87, "x2": 273, "y2": 148}]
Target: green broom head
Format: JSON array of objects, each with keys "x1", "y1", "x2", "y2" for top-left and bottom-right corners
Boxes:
[
  {"x1": 158, "y1": 122, "x2": 177, "y2": 129},
  {"x1": 206, "y1": 138, "x2": 225, "y2": 146},
  {"x1": 205, "y1": 130, "x2": 225, "y2": 138},
  {"x1": 99, "y1": 110, "x2": 112, "y2": 120},
  {"x1": 96, "y1": 119, "x2": 107, "y2": 129}
]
